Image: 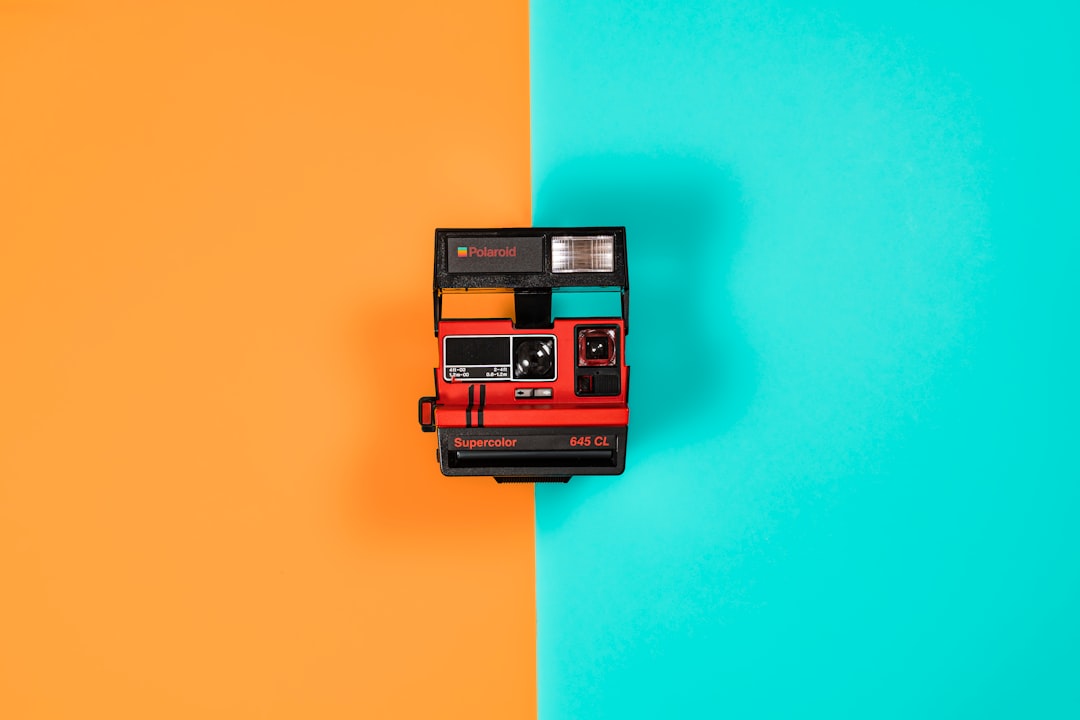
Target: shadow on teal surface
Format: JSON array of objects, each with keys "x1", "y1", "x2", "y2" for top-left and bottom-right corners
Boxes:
[{"x1": 536, "y1": 154, "x2": 758, "y2": 458}]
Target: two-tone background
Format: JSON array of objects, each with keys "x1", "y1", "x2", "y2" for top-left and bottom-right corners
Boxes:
[{"x1": 2, "y1": 1, "x2": 1076, "y2": 718}]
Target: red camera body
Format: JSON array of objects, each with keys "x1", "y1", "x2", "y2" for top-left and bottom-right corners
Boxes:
[{"x1": 418, "y1": 228, "x2": 630, "y2": 483}]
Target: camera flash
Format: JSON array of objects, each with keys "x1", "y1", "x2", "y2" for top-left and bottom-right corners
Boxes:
[{"x1": 551, "y1": 235, "x2": 615, "y2": 273}]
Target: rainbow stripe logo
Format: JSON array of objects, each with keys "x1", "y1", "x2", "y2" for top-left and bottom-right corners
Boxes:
[{"x1": 456, "y1": 246, "x2": 468, "y2": 257}]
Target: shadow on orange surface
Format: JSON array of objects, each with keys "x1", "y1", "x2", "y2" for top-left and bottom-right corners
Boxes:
[{"x1": 347, "y1": 294, "x2": 536, "y2": 542}]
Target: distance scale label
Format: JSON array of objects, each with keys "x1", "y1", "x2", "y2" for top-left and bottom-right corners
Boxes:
[
  {"x1": 442, "y1": 334, "x2": 557, "y2": 382},
  {"x1": 445, "y1": 365, "x2": 510, "y2": 380}
]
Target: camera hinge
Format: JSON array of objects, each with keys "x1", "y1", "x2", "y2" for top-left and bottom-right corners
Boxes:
[{"x1": 514, "y1": 288, "x2": 553, "y2": 329}]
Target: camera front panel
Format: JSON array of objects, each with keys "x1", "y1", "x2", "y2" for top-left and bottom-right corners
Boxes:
[{"x1": 435, "y1": 317, "x2": 628, "y2": 431}]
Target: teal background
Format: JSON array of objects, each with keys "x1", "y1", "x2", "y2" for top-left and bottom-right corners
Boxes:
[{"x1": 531, "y1": 1, "x2": 1078, "y2": 717}]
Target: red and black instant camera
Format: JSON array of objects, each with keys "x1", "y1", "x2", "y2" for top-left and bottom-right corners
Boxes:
[{"x1": 417, "y1": 228, "x2": 630, "y2": 482}]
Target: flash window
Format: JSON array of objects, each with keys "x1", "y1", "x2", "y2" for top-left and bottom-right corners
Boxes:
[{"x1": 551, "y1": 235, "x2": 615, "y2": 273}]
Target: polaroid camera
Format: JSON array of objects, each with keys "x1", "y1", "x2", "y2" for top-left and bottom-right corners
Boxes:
[{"x1": 417, "y1": 228, "x2": 630, "y2": 482}]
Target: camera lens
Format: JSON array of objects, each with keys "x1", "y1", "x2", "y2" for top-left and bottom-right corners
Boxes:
[
  {"x1": 577, "y1": 327, "x2": 617, "y2": 367},
  {"x1": 585, "y1": 336, "x2": 610, "y2": 360},
  {"x1": 513, "y1": 338, "x2": 555, "y2": 379}
]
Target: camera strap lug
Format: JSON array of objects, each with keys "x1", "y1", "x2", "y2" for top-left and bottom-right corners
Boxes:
[{"x1": 417, "y1": 396, "x2": 437, "y2": 432}]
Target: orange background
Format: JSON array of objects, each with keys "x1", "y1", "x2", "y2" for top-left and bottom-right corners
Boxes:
[{"x1": 0, "y1": 1, "x2": 535, "y2": 717}]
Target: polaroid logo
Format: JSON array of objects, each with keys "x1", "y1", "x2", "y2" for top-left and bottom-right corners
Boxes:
[
  {"x1": 458, "y1": 245, "x2": 518, "y2": 258},
  {"x1": 453, "y1": 437, "x2": 519, "y2": 449},
  {"x1": 446, "y1": 236, "x2": 541, "y2": 273}
]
